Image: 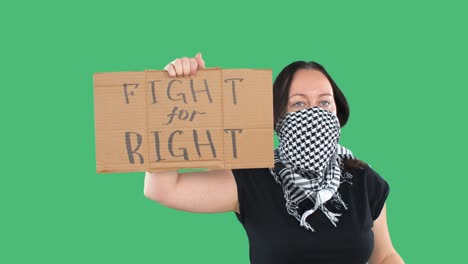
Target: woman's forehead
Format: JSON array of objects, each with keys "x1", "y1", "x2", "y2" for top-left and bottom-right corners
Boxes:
[{"x1": 289, "y1": 69, "x2": 333, "y2": 96}]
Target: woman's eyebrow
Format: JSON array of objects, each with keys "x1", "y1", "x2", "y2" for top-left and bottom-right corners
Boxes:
[
  {"x1": 288, "y1": 93, "x2": 306, "y2": 99},
  {"x1": 289, "y1": 93, "x2": 333, "y2": 99}
]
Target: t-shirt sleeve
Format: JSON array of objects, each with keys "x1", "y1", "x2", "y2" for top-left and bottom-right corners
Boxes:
[
  {"x1": 231, "y1": 168, "x2": 253, "y2": 225},
  {"x1": 365, "y1": 165, "x2": 390, "y2": 221}
]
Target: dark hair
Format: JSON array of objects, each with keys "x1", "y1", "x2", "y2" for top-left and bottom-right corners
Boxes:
[{"x1": 273, "y1": 61, "x2": 350, "y2": 131}]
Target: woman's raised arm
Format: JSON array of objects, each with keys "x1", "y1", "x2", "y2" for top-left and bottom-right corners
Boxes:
[
  {"x1": 143, "y1": 53, "x2": 239, "y2": 214},
  {"x1": 144, "y1": 169, "x2": 238, "y2": 213}
]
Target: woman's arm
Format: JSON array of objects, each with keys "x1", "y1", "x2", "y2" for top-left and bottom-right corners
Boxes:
[
  {"x1": 369, "y1": 203, "x2": 405, "y2": 264},
  {"x1": 143, "y1": 53, "x2": 240, "y2": 214},
  {"x1": 144, "y1": 170, "x2": 239, "y2": 213}
]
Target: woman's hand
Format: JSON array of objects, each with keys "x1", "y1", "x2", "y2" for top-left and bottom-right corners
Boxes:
[{"x1": 164, "y1": 53, "x2": 206, "y2": 77}]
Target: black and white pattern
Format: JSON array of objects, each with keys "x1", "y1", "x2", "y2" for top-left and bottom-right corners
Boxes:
[
  {"x1": 270, "y1": 107, "x2": 356, "y2": 232},
  {"x1": 276, "y1": 107, "x2": 341, "y2": 172}
]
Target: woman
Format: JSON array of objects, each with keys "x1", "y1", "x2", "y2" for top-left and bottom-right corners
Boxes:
[{"x1": 144, "y1": 53, "x2": 404, "y2": 264}]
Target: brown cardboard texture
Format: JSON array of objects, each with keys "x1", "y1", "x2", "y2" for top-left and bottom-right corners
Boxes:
[{"x1": 93, "y1": 68, "x2": 273, "y2": 173}]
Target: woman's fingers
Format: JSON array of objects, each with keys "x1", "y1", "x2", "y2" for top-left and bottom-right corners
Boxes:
[
  {"x1": 164, "y1": 53, "x2": 206, "y2": 77},
  {"x1": 190, "y1": 58, "x2": 198, "y2": 75},
  {"x1": 195, "y1": 53, "x2": 205, "y2": 69},
  {"x1": 172, "y1": 58, "x2": 183, "y2": 76},
  {"x1": 164, "y1": 62, "x2": 176, "y2": 77},
  {"x1": 181, "y1": 57, "x2": 191, "y2": 76}
]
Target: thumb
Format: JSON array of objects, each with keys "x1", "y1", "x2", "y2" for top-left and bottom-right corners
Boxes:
[{"x1": 195, "y1": 52, "x2": 206, "y2": 69}]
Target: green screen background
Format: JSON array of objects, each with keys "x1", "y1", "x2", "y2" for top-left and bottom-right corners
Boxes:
[{"x1": 2, "y1": 1, "x2": 467, "y2": 263}]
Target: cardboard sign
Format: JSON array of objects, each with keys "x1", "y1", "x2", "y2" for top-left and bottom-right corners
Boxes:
[{"x1": 93, "y1": 69, "x2": 273, "y2": 173}]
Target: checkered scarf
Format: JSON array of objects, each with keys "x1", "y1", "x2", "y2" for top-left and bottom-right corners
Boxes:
[{"x1": 270, "y1": 107, "x2": 355, "y2": 232}]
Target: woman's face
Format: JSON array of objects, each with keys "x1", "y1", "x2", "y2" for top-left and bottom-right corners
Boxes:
[{"x1": 287, "y1": 69, "x2": 336, "y2": 114}]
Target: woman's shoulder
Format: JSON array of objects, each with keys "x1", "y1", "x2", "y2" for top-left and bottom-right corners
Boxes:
[
  {"x1": 230, "y1": 167, "x2": 277, "y2": 223},
  {"x1": 344, "y1": 159, "x2": 383, "y2": 179},
  {"x1": 344, "y1": 160, "x2": 390, "y2": 220},
  {"x1": 344, "y1": 160, "x2": 390, "y2": 196},
  {"x1": 231, "y1": 167, "x2": 278, "y2": 194},
  {"x1": 231, "y1": 167, "x2": 270, "y2": 176},
  {"x1": 231, "y1": 167, "x2": 271, "y2": 186},
  {"x1": 343, "y1": 158, "x2": 368, "y2": 171}
]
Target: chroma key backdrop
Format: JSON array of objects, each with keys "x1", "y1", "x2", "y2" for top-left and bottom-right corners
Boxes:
[{"x1": 1, "y1": 1, "x2": 467, "y2": 263}]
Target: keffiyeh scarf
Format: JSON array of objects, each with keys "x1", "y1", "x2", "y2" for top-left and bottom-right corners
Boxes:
[{"x1": 270, "y1": 107, "x2": 356, "y2": 232}]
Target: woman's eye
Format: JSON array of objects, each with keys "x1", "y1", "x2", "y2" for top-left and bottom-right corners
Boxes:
[
  {"x1": 293, "y1": 102, "x2": 306, "y2": 107},
  {"x1": 319, "y1": 101, "x2": 331, "y2": 107}
]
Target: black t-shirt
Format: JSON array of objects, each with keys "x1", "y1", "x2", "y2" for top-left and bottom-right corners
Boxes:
[{"x1": 232, "y1": 164, "x2": 389, "y2": 264}]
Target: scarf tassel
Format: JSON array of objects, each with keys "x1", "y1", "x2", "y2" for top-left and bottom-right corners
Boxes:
[
  {"x1": 298, "y1": 194, "x2": 343, "y2": 228},
  {"x1": 321, "y1": 205, "x2": 342, "y2": 227}
]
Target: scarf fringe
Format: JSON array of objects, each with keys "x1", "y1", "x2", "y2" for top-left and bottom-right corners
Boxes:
[
  {"x1": 321, "y1": 205, "x2": 342, "y2": 227},
  {"x1": 271, "y1": 147, "x2": 355, "y2": 232}
]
